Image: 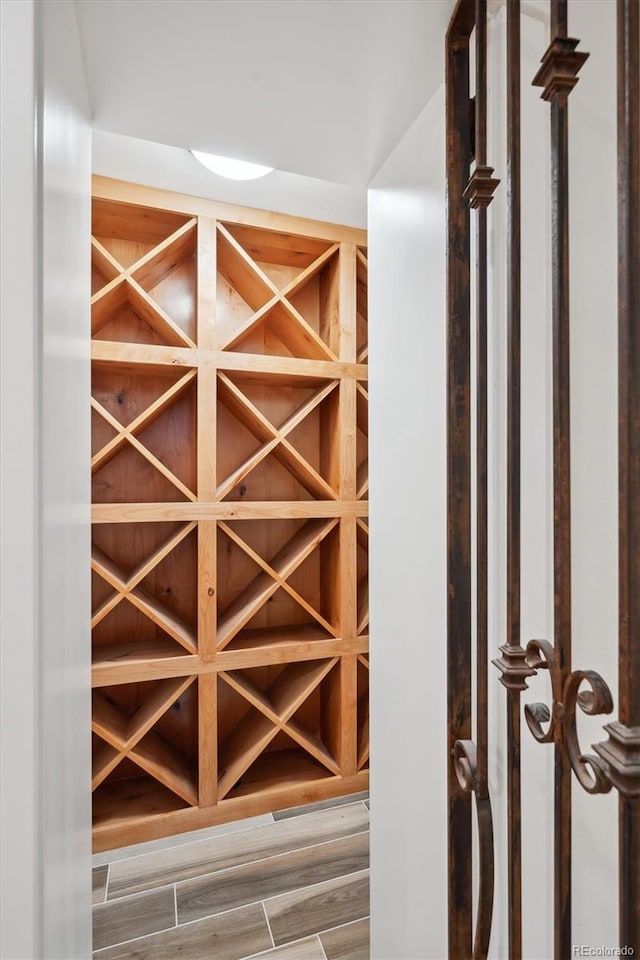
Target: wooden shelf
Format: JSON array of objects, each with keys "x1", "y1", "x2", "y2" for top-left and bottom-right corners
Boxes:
[
  {"x1": 93, "y1": 776, "x2": 190, "y2": 829},
  {"x1": 90, "y1": 181, "x2": 368, "y2": 849},
  {"x1": 227, "y1": 746, "x2": 331, "y2": 800}
]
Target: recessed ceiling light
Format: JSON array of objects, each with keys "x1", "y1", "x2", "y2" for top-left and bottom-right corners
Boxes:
[{"x1": 191, "y1": 150, "x2": 274, "y2": 181}]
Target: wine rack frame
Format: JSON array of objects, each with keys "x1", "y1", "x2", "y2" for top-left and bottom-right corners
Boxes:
[{"x1": 90, "y1": 177, "x2": 368, "y2": 852}]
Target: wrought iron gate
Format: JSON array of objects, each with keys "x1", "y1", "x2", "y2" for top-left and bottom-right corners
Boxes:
[{"x1": 446, "y1": 1, "x2": 640, "y2": 957}]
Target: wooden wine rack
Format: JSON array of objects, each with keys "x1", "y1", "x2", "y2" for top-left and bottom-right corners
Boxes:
[{"x1": 90, "y1": 177, "x2": 369, "y2": 852}]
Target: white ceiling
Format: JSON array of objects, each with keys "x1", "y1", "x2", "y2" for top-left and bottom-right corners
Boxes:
[{"x1": 75, "y1": 0, "x2": 453, "y2": 188}]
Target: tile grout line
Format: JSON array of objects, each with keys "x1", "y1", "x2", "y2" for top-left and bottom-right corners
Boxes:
[
  {"x1": 316, "y1": 913, "x2": 371, "y2": 938},
  {"x1": 261, "y1": 901, "x2": 276, "y2": 951},
  {"x1": 105, "y1": 827, "x2": 370, "y2": 904},
  {"x1": 93, "y1": 874, "x2": 371, "y2": 956},
  {"x1": 168, "y1": 867, "x2": 370, "y2": 948},
  {"x1": 94, "y1": 918, "x2": 178, "y2": 956},
  {"x1": 162, "y1": 864, "x2": 370, "y2": 936},
  {"x1": 173, "y1": 883, "x2": 178, "y2": 927},
  {"x1": 316, "y1": 933, "x2": 329, "y2": 960},
  {"x1": 260, "y1": 865, "x2": 369, "y2": 907},
  {"x1": 97, "y1": 799, "x2": 365, "y2": 870},
  {"x1": 93, "y1": 813, "x2": 277, "y2": 868},
  {"x1": 237, "y1": 926, "x2": 343, "y2": 960},
  {"x1": 104, "y1": 862, "x2": 110, "y2": 903}
]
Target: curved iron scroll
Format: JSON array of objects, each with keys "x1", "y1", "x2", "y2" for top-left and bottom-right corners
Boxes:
[
  {"x1": 453, "y1": 740, "x2": 494, "y2": 960},
  {"x1": 523, "y1": 639, "x2": 614, "y2": 796}
]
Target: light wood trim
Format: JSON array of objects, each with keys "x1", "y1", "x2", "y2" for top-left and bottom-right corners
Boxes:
[
  {"x1": 91, "y1": 339, "x2": 368, "y2": 381},
  {"x1": 339, "y1": 654, "x2": 358, "y2": 776},
  {"x1": 92, "y1": 635, "x2": 369, "y2": 687},
  {"x1": 197, "y1": 521, "x2": 216, "y2": 660},
  {"x1": 92, "y1": 501, "x2": 368, "y2": 522},
  {"x1": 92, "y1": 648, "x2": 200, "y2": 687},
  {"x1": 92, "y1": 770, "x2": 369, "y2": 852},
  {"x1": 339, "y1": 379, "x2": 357, "y2": 501},
  {"x1": 197, "y1": 217, "x2": 217, "y2": 350},
  {"x1": 93, "y1": 176, "x2": 367, "y2": 246},
  {"x1": 198, "y1": 674, "x2": 217, "y2": 807},
  {"x1": 339, "y1": 242, "x2": 357, "y2": 362},
  {"x1": 196, "y1": 363, "x2": 217, "y2": 506}
]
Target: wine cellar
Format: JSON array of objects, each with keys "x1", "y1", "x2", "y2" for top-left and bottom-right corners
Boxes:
[{"x1": 90, "y1": 177, "x2": 369, "y2": 852}]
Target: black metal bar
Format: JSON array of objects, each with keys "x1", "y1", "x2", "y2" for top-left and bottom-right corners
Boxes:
[
  {"x1": 550, "y1": 73, "x2": 573, "y2": 958},
  {"x1": 506, "y1": 5, "x2": 523, "y2": 957},
  {"x1": 475, "y1": 0, "x2": 489, "y2": 802},
  {"x1": 446, "y1": 3, "x2": 474, "y2": 954},
  {"x1": 616, "y1": 0, "x2": 640, "y2": 950}
]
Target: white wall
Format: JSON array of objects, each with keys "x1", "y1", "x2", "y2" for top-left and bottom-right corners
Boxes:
[
  {"x1": 368, "y1": 88, "x2": 448, "y2": 960},
  {"x1": 92, "y1": 129, "x2": 367, "y2": 228},
  {"x1": 1, "y1": 1, "x2": 92, "y2": 956},
  {"x1": 1, "y1": 3, "x2": 41, "y2": 955},
  {"x1": 39, "y1": 1, "x2": 93, "y2": 955}
]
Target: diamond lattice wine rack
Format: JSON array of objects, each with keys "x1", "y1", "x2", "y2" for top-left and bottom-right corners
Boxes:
[{"x1": 90, "y1": 178, "x2": 369, "y2": 851}]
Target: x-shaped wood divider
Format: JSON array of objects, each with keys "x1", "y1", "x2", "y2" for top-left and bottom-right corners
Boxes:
[
  {"x1": 92, "y1": 674, "x2": 197, "y2": 804},
  {"x1": 216, "y1": 517, "x2": 340, "y2": 649},
  {"x1": 217, "y1": 223, "x2": 340, "y2": 362},
  {"x1": 91, "y1": 521, "x2": 198, "y2": 653},
  {"x1": 217, "y1": 657, "x2": 340, "y2": 798},
  {"x1": 217, "y1": 372, "x2": 339, "y2": 501},
  {"x1": 91, "y1": 219, "x2": 198, "y2": 350},
  {"x1": 218, "y1": 519, "x2": 340, "y2": 648},
  {"x1": 91, "y1": 369, "x2": 198, "y2": 502}
]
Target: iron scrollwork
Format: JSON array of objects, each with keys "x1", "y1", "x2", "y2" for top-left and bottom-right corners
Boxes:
[
  {"x1": 453, "y1": 739, "x2": 494, "y2": 960},
  {"x1": 523, "y1": 639, "x2": 614, "y2": 795}
]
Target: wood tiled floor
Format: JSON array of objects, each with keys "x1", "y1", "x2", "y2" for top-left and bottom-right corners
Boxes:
[{"x1": 93, "y1": 793, "x2": 370, "y2": 960}]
